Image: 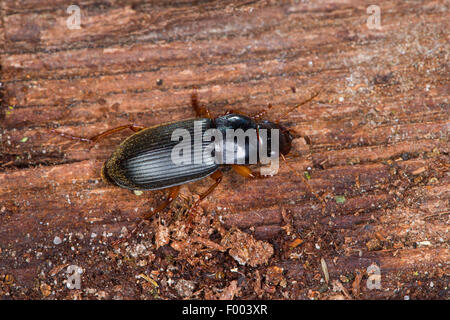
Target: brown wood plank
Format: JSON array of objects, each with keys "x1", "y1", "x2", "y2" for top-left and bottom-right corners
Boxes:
[{"x1": 0, "y1": 0, "x2": 448, "y2": 299}]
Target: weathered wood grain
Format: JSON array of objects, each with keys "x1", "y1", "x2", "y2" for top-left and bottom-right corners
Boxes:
[{"x1": 0, "y1": 0, "x2": 448, "y2": 299}]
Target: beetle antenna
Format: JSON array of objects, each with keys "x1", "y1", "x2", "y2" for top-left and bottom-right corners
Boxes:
[{"x1": 278, "y1": 90, "x2": 321, "y2": 122}]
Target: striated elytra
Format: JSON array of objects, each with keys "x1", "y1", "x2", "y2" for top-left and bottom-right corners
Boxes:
[{"x1": 101, "y1": 118, "x2": 219, "y2": 191}]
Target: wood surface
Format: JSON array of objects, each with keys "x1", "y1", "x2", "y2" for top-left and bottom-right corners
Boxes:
[{"x1": 0, "y1": 0, "x2": 448, "y2": 299}]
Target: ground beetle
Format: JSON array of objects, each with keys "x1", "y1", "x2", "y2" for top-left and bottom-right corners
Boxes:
[{"x1": 53, "y1": 90, "x2": 319, "y2": 221}]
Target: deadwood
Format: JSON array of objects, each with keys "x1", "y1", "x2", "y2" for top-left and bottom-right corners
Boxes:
[{"x1": 0, "y1": 0, "x2": 448, "y2": 299}]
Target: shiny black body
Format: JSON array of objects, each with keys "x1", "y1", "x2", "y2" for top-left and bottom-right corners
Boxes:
[{"x1": 101, "y1": 114, "x2": 293, "y2": 191}]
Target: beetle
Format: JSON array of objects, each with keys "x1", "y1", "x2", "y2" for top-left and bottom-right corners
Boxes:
[{"x1": 52, "y1": 90, "x2": 319, "y2": 222}]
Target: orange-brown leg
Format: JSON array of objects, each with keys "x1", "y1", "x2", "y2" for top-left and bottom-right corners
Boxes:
[
  {"x1": 222, "y1": 91, "x2": 319, "y2": 122},
  {"x1": 187, "y1": 170, "x2": 223, "y2": 223},
  {"x1": 223, "y1": 104, "x2": 272, "y2": 120},
  {"x1": 112, "y1": 186, "x2": 181, "y2": 246},
  {"x1": 279, "y1": 91, "x2": 320, "y2": 119},
  {"x1": 298, "y1": 171, "x2": 326, "y2": 213},
  {"x1": 280, "y1": 155, "x2": 327, "y2": 214},
  {"x1": 191, "y1": 89, "x2": 213, "y2": 119},
  {"x1": 143, "y1": 185, "x2": 181, "y2": 220},
  {"x1": 51, "y1": 124, "x2": 145, "y2": 143},
  {"x1": 232, "y1": 164, "x2": 267, "y2": 179},
  {"x1": 234, "y1": 162, "x2": 326, "y2": 214},
  {"x1": 223, "y1": 109, "x2": 244, "y2": 116}
]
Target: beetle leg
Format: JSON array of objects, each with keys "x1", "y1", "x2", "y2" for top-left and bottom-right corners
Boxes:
[
  {"x1": 222, "y1": 109, "x2": 255, "y2": 117},
  {"x1": 89, "y1": 125, "x2": 145, "y2": 142},
  {"x1": 51, "y1": 124, "x2": 145, "y2": 143},
  {"x1": 280, "y1": 155, "x2": 327, "y2": 215},
  {"x1": 222, "y1": 104, "x2": 272, "y2": 120},
  {"x1": 225, "y1": 92, "x2": 319, "y2": 123},
  {"x1": 277, "y1": 90, "x2": 320, "y2": 121},
  {"x1": 112, "y1": 186, "x2": 181, "y2": 246},
  {"x1": 223, "y1": 109, "x2": 241, "y2": 115},
  {"x1": 187, "y1": 170, "x2": 223, "y2": 223},
  {"x1": 231, "y1": 164, "x2": 267, "y2": 179},
  {"x1": 143, "y1": 185, "x2": 181, "y2": 220},
  {"x1": 191, "y1": 90, "x2": 214, "y2": 119},
  {"x1": 250, "y1": 104, "x2": 273, "y2": 121},
  {"x1": 298, "y1": 170, "x2": 326, "y2": 214}
]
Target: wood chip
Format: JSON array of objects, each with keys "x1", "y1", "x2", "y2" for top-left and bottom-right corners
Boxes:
[
  {"x1": 321, "y1": 258, "x2": 329, "y2": 284},
  {"x1": 49, "y1": 263, "x2": 69, "y2": 277},
  {"x1": 332, "y1": 280, "x2": 352, "y2": 300},
  {"x1": 219, "y1": 280, "x2": 239, "y2": 300},
  {"x1": 192, "y1": 236, "x2": 226, "y2": 252},
  {"x1": 352, "y1": 271, "x2": 363, "y2": 298},
  {"x1": 221, "y1": 229, "x2": 273, "y2": 267},
  {"x1": 289, "y1": 238, "x2": 304, "y2": 248},
  {"x1": 412, "y1": 167, "x2": 426, "y2": 175}
]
